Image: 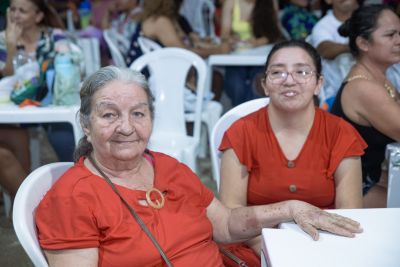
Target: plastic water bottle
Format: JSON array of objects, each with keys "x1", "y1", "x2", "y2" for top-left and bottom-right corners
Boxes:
[
  {"x1": 12, "y1": 45, "x2": 34, "y2": 73},
  {"x1": 78, "y1": 0, "x2": 92, "y2": 29},
  {"x1": 53, "y1": 53, "x2": 81, "y2": 106},
  {"x1": 41, "y1": 69, "x2": 55, "y2": 106}
]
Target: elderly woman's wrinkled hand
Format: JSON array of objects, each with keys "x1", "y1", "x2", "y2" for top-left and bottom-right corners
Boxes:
[{"x1": 288, "y1": 200, "x2": 363, "y2": 241}]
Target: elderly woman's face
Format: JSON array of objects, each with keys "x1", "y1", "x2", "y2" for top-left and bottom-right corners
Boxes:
[
  {"x1": 263, "y1": 47, "x2": 322, "y2": 111},
  {"x1": 9, "y1": 0, "x2": 43, "y2": 28},
  {"x1": 84, "y1": 80, "x2": 153, "y2": 162}
]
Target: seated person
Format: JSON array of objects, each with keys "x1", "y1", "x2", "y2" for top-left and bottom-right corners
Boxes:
[
  {"x1": 0, "y1": 0, "x2": 64, "y2": 77},
  {"x1": 127, "y1": 0, "x2": 229, "y2": 103},
  {"x1": 281, "y1": 0, "x2": 319, "y2": 40},
  {"x1": 219, "y1": 40, "x2": 366, "y2": 266},
  {"x1": 220, "y1": 0, "x2": 283, "y2": 106},
  {"x1": 0, "y1": 0, "x2": 75, "y2": 161},
  {"x1": 35, "y1": 66, "x2": 363, "y2": 267},
  {"x1": 308, "y1": 0, "x2": 358, "y2": 110},
  {"x1": 331, "y1": 4, "x2": 400, "y2": 208},
  {"x1": 127, "y1": 0, "x2": 231, "y2": 65},
  {"x1": 101, "y1": 0, "x2": 142, "y2": 60}
]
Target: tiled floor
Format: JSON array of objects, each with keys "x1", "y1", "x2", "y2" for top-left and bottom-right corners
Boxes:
[{"x1": 0, "y1": 130, "x2": 217, "y2": 266}]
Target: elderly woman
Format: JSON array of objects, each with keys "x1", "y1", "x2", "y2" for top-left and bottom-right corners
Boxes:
[
  {"x1": 35, "y1": 66, "x2": 362, "y2": 266},
  {"x1": 219, "y1": 40, "x2": 366, "y2": 266},
  {"x1": 331, "y1": 5, "x2": 400, "y2": 208}
]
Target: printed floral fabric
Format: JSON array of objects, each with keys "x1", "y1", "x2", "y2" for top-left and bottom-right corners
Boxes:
[{"x1": 281, "y1": 4, "x2": 319, "y2": 40}]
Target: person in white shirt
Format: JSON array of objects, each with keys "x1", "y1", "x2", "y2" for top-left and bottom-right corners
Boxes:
[{"x1": 308, "y1": 0, "x2": 358, "y2": 110}]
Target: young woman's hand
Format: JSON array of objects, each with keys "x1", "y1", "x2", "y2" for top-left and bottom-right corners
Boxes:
[{"x1": 5, "y1": 8, "x2": 22, "y2": 47}]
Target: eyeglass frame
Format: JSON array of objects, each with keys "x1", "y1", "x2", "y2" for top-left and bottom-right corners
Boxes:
[{"x1": 264, "y1": 69, "x2": 320, "y2": 85}]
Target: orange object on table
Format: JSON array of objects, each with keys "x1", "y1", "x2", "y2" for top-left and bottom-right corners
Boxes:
[{"x1": 19, "y1": 99, "x2": 41, "y2": 107}]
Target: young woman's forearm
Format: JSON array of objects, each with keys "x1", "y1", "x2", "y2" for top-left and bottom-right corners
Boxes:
[{"x1": 3, "y1": 46, "x2": 16, "y2": 76}]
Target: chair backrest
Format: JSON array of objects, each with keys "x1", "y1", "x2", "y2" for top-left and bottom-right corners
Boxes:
[
  {"x1": 76, "y1": 37, "x2": 101, "y2": 78},
  {"x1": 210, "y1": 97, "x2": 270, "y2": 190},
  {"x1": 137, "y1": 36, "x2": 162, "y2": 54},
  {"x1": 198, "y1": 0, "x2": 216, "y2": 39},
  {"x1": 13, "y1": 162, "x2": 73, "y2": 267},
  {"x1": 103, "y1": 29, "x2": 127, "y2": 68},
  {"x1": 130, "y1": 48, "x2": 207, "y2": 153}
]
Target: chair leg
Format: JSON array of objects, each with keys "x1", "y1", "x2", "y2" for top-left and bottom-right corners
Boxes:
[
  {"x1": 29, "y1": 127, "x2": 42, "y2": 170},
  {"x1": 3, "y1": 191, "x2": 12, "y2": 218},
  {"x1": 198, "y1": 123, "x2": 208, "y2": 159}
]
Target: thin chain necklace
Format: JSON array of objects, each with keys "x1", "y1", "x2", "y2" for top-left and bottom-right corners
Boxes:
[{"x1": 354, "y1": 62, "x2": 397, "y2": 99}]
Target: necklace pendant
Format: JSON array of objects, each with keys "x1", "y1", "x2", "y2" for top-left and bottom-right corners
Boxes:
[
  {"x1": 146, "y1": 188, "x2": 165, "y2": 209},
  {"x1": 384, "y1": 83, "x2": 396, "y2": 99}
]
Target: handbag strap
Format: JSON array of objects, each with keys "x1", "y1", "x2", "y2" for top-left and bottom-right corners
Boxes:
[
  {"x1": 219, "y1": 246, "x2": 249, "y2": 267},
  {"x1": 88, "y1": 156, "x2": 173, "y2": 267}
]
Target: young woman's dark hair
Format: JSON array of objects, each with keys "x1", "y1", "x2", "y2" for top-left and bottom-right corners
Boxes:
[
  {"x1": 264, "y1": 40, "x2": 322, "y2": 74},
  {"x1": 252, "y1": 0, "x2": 283, "y2": 43},
  {"x1": 140, "y1": 0, "x2": 176, "y2": 21},
  {"x1": 338, "y1": 4, "x2": 393, "y2": 57},
  {"x1": 31, "y1": 0, "x2": 65, "y2": 29}
]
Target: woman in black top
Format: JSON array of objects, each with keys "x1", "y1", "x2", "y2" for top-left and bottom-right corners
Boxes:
[{"x1": 331, "y1": 4, "x2": 400, "y2": 208}]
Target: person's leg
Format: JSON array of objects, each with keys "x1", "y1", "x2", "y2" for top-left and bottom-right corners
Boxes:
[
  {"x1": 46, "y1": 123, "x2": 75, "y2": 162},
  {"x1": 211, "y1": 69, "x2": 224, "y2": 101},
  {"x1": 223, "y1": 67, "x2": 249, "y2": 107},
  {"x1": 0, "y1": 126, "x2": 30, "y2": 199},
  {"x1": 363, "y1": 185, "x2": 387, "y2": 208},
  {"x1": 0, "y1": 126, "x2": 30, "y2": 172},
  {"x1": 0, "y1": 146, "x2": 26, "y2": 198},
  {"x1": 244, "y1": 66, "x2": 264, "y2": 102}
]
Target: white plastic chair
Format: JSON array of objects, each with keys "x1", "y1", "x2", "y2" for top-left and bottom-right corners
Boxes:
[
  {"x1": 130, "y1": 48, "x2": 207, "y2": 172},
  {"x1": 198, "y1": 0, "x2": 216, "y2": 39},
  {"x1": 137, "y1": 36, "x2": 162, "y2": 54},
  {"x1": 13, "y1": 162, "x2": 73, "y2": 267},
  {"x1": 137, "y1": 37, "x2": 222, "y2": 158},
  {"x1": 104, "y1": 29, "x2": 127, "y2": 68},
  {"x1": 210, "y1": 97, "x2": 269, "y2": 190},
  {"x1": 76, "y1": 37, "x2": 101, "y2": 78},
  {"x1": 385, "y1": 142, "x2": 400, "y2": 208},
  {"x1": 0, "y1": 104, "x2": 81, "y2": 218}
]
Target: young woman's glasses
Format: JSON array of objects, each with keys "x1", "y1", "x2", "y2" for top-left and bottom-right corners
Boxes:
[{"x1": 266, "y1": 69, "x2": 317, "y2": 84}]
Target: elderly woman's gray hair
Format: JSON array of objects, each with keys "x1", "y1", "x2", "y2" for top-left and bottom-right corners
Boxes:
[{"x1": 73, "y1": 66, "x2": 155, "y2": 162}]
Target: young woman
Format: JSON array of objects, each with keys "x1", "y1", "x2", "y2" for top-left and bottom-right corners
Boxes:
[{"x1": 219, "y1": 40, "x2": 366, "y2": 266}]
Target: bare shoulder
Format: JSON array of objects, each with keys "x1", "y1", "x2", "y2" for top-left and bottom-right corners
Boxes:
[
  {"x1": 142, "y1": 16, "x2": 174, "y2": 37},
  {"x1": 343, "y1": 77, "x2": 400, "y2": 129},
  {"x1": 343, "y1": 78, "x2": 388, "y2": 106},
  {"x1": 152, "y1": 16, "x2": 174, "y2": 27}
]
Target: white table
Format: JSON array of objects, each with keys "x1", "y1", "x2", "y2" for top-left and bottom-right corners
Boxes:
[
  {"x1": 0, "y1": 103, "x2": 82, "y2": 145},
  {"x1": 206, "y1": 44, "x2": 273, "y2": 94},
  {"x1": 0, "y1": 103, "x2": 82, "y2": 217},
  {"x1": 261, "y1": 208, "x2": 400, "y2": 267}
]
